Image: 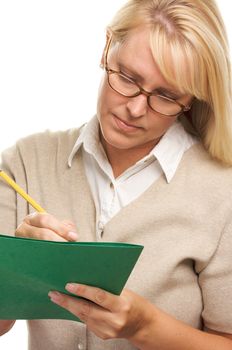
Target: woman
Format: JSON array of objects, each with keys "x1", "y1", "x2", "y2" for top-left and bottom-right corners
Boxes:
[{"x1": 0, "y1": 0, "x2": 232, "y2": 349}]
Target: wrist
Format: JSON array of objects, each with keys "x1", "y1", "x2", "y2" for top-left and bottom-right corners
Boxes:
[{"x1": 127, "y1": 301, "x2": 158, "y2": 349}]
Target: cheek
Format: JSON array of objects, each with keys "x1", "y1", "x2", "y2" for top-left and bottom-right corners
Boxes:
[
  {"x1": 97, "y1": 78, "x2": 107, "y2": 110},
  {"x1": 161, "y1": 117, "x2": 177, "y2": 129},
  {"x1": 97, "y1": 77, "x2": 126, "y2": 116},
  {"x1": 147, "y1": 116, "x2": 178, "y2": 137},
  {"x1": 97, "y1": 80, "x2": 111, "y2": 116}
]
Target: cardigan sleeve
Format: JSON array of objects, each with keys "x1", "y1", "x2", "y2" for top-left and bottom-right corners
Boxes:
[
  {"x1": 0, "y1": 141, "x2": 31, "y2": 235},
  {"x1": 198, "y1": 217, "x2": 232, "y2": 333},
  {"x1": 0, "y1": 128, "x2": 80, "y2": 236},
  {"x1": 0, "y1": 145, "x2": 18, "y2": 235}
]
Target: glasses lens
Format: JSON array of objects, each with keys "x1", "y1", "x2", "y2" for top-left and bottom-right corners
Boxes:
[
  {"x1": 107, "y1": 71, "x2": 182, "y2": 116},
  {"x1": 149, "y1": 95, "x2": 182, "y2": 116},
  {"x1": 108, "y1": 72, "x2": 140, "y2": 97}
]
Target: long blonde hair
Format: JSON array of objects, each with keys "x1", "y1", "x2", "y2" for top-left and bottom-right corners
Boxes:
[{"x1": 107, "y1": 0, "x2": 232, "y2": 165}]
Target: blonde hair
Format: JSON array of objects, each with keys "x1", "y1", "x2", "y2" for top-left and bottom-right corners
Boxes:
[{"x1": 107, "y1": 0, "x2": 232, "y2": 165}]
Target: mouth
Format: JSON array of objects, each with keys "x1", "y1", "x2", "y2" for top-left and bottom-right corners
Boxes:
[{"x1": 113, "y1": 115, "x2": 142, "y2": 132}]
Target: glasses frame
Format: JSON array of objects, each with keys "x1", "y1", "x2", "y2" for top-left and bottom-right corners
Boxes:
[{"x1": 103, "y1": 35, "x2": 192, "y2": 117}]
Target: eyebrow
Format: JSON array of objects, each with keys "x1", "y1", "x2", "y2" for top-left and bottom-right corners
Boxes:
[
  {"x1": 118, "y1": 62, "x2": 183, "y2": 99},
  {"x1": 118, "y1": 62, "x2": 144, "y2": 81}
]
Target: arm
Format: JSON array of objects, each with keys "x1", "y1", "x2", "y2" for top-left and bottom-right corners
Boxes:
[
  {"x1": 0, "y1": 141, "x2": 79, "y2": 242},
  {"x1": 0, "y1": 149, "x2": 18, "y2": 337},
  {"x1": 129, "y1": 301, "x2": 232, "y2": 350},
  {"x1": 0, "y1": 144, "x2": 78, "y2": 336},
  {"x1": 0, "y1": 320, "x2": 16, "y2": 336},
  {"x1": 48, "y1": 284, "x2": 232, "y2": 350}
]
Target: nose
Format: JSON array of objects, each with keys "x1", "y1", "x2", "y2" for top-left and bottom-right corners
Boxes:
[{"x1": 126, "y1": 94, "x2": 148, "y2": 118}]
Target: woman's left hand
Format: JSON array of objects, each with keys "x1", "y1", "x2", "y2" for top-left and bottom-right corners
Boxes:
[{"x1": 48, "y1": 283, "x2": 154, "y2": 341}]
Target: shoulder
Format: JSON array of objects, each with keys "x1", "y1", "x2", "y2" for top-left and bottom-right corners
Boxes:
[
  {"x1": 184, "y1": 142, "x2": 232, "y2": 174},
  {"x1": 178, "y1": 142, "x2": 232, "y2": 200},
  {"x1": 17, "y1": 127, "x2": 81, "y2": 154},
  {"x1": 1, "y1": 127, "x2": 83, "y2": 171}
]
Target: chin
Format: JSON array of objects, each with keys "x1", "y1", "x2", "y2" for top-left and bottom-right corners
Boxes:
[{"x1": 105, "y1": 132, "x2": 143, "y2": 152}]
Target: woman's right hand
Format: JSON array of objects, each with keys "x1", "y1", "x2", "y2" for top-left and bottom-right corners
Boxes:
[
  {"x1": 15, "y1": 212, "x2": 78, "y2": 242},
  {"x1": 0, "y1": 320, "x2": 16, "y2": 336}
]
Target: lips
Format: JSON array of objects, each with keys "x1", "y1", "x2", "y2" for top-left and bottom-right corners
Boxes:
[{"x1": 113, "y1": 115, "x2": 141, "y2": 132}]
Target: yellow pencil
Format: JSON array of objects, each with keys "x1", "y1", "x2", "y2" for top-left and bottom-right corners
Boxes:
[{"x1": 0, "y1": 170, "x2": 46, "y2": 213}]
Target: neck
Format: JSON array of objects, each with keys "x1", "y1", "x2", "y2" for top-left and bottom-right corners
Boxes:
[{"x1": 100, "y1": 137, "x2": 159, "y2": 178}]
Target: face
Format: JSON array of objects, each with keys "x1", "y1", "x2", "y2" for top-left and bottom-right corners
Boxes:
[{"x1": 97, "y1": 27, "x2": 192, "y2": 159}]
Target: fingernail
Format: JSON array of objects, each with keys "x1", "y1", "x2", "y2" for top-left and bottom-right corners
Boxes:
[
  {"x1": 28, "y1": 212, "x2": 37, "y2": 217},
  {"x1": 67, "y1": 231, "x2": 78, "y2": 241},
  {"x1": 65, "y1": 283, "x2": 78, "y2": 293},
  {"x1": 63, "y1": 222, "x2": 74, "y2": 228},
  {"x1": 48, "y1": 291, "x2": 62, "y2": 303}
]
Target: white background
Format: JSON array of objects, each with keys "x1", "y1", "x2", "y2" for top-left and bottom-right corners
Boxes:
[{"x1": 0, "y1": 1, "x2": 231, "y2": 349}]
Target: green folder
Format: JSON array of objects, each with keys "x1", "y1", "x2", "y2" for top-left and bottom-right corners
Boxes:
[{"x1": 0, "y1": 234, "x2": 143, "y2": 321}]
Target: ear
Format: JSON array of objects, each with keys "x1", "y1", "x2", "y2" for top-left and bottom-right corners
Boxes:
[
  {"x1": 184, "y1": 109, "x2": 192, "y2": 121},
  {"x1": 184, "y1": 97, "x2": 195, "y2": 122},
  {"x1": 100, "y1": 30, "x2": 112, "y2": 68}
]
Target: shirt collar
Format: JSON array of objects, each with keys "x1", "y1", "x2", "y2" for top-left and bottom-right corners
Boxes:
[
  {"x1": 152, "y1": 121, "x2": 197, "y2": 182},
  {"x1": 68, "y1": 115, "x2": 100, "y2": 167},
  {"x1": 68, "y1": 116, "x2": 197, "y2": 183}
]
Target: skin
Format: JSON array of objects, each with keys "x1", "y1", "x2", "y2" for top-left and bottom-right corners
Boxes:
[
  {"x1": 2, "y1": 27, "x2": 232, "y2": 348},
  {"x1": 15, "y1": 212, "x2": 78, "y2": 242},
  {"x1": 0, "y1": 320, "x2": 16, "y2": 336},
  {"x1": 97, "y1": 27, "x2": 192, "y2": 177}
]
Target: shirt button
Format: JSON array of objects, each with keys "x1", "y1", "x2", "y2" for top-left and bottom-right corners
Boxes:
[
  {"x1": 97, "y1": 221, "x2": 104, "y2": 237},
  {"x1": 98, "y1": 221, "x2": 104, "y2": 230},
  {"x1": 77, "y1": 343, "x2": 84, "y2": 350}
]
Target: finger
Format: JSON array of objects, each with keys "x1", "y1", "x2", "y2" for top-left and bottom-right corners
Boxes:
[
  {"x1": 48, "y1": 291, "x2": 126, "y2": 340},
  {"x1": 16, "y1": 221, "x2": 67, "y2": 242},
  {"x1": 62, "y1": 220, "x2": 77, "y2": 231},
  {"x1": 48, "y1": 291, "x2": 106, "y2": 324},
  {"x1": 60, "y1": 219, "x2": 79, "y2": 241},
  {"x1": 23, "y1": 213, "x2": 78, "y2": 241},
  {"x1": 64, "y1": 283, "x2": 120, "y2": 312}
]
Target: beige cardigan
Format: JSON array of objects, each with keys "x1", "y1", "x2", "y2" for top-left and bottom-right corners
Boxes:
[{"x1": 1, "y1": 128, "x2": 232, "y2": 350}]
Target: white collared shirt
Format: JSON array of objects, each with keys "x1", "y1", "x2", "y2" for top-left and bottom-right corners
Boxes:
[{"x1": 68, "y1": 116, "x2": 197, "y2": 238}]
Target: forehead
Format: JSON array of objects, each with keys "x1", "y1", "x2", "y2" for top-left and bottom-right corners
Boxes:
[
  {"x1": 113, "y1": 28, "x2": 162, "y2": 78},
  {"x1": 110, "y1": 27, "x2": 184, "y2": 93}
]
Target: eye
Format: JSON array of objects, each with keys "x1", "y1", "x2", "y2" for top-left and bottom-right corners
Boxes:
[
  {"x1": 118, "y1": 73, "x2": 135, "y2": 85},
  {"x1": 156, "y1": 94, "x2": 177, "y2": 104},
  {"x1": 156, "y1": 88, "x2": 180, "y2": 101},
  {"x1": 160, "y1": 93, "x2": 174, "y2": 100}
]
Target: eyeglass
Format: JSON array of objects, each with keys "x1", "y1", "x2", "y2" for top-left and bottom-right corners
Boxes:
[{"x1": 103, "y1": 35, "x2": 192, "y2": 117}]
